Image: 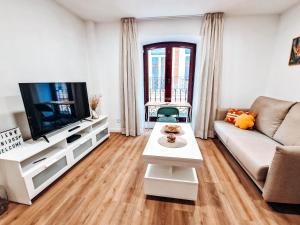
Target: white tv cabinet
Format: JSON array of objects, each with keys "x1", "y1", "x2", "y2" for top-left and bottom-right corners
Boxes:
[{"x1": 0, "y1": 116, "x2": 109, "y2": 205}]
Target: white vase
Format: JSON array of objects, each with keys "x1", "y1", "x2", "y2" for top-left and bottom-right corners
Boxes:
[{"x1": 91, "y1": 110, "x2": 99, "y2": 119}]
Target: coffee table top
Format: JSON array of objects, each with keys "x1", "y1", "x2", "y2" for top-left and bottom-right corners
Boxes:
[{"x1": 143, "y1": 123, "x2": 203, "y2": 167}]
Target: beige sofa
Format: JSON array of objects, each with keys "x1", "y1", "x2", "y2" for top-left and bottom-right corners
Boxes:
[{"x1": 214, "y1": 96, "x2": 300, "y2": 204}]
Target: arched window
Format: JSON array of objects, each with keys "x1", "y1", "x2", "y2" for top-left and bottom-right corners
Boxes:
[{"x1": 143, "y1": 42, "x2": 196, "y2": 121}]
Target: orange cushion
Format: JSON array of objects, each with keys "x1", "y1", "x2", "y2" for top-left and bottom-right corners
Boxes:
[
  {"x1": 225, "y1": 109, "x2": 256, "y2": 124},
  {"x1": 235, "y1": 114, "x2": 255, "y2": 130},
  {"x1": 225, "y1": 109, "x2": 243, "y2": 124}
]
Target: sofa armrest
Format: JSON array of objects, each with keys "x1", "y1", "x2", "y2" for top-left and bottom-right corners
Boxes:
[
  {"x1": 263, "y1": 146, "x2": 300, "y2": 204},
  {"x1": 215, "y1": 108, "x2": 250, "y2": 121},
  {"x1": 216, "y1": 108, "x2": 228, "y2": 121}
]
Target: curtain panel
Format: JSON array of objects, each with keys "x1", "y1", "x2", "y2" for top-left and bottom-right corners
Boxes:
[
  {"x1": 194, "y1": 12, "x2": 224, "y2": 139},
  {"x1": 120, "y1": 17, "x2": 142, "y2": 136}
]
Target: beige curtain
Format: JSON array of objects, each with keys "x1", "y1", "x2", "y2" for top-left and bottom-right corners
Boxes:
[
  {"x1": 194, "y1": 13, "x2": 224, "y2": 139},
  {"x1": 120, "y1": 18, "x2": 142, "y2": 136}
]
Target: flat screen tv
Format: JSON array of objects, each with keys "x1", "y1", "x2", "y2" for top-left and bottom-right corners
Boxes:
[{"x1": 19, "y1": 82, "x2": 90, "y2": 140}]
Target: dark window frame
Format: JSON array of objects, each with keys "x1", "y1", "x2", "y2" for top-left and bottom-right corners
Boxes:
[{"x1": 143, "y1": 42, "x2": 196, "y2": 121}]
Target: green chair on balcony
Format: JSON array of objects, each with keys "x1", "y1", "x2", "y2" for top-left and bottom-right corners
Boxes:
[{"x1": 157, "y1": 107, "x2": 179, "y2": 123}]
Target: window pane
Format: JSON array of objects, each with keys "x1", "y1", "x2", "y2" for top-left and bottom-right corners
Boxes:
[
  {"x1": 170, "y1": 47, "x2": 191, "y2": 118},
  {"x1": 171, "y1": 47, "x2": 191, "y2": 104},
  {"x1": 148, "y1": 48, "x2": 166, "y2": 102}
]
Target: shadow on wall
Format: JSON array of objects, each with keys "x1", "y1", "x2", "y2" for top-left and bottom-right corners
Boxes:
[
  {"x1": 13, "y1": 111, "x2": 31, "y2": 140},
  {"x1": 0, "y1": 112, "x2": 31, "y2": 141},
  {"x1": 0, "y1": 95, "x2": 31, "y2": 141}
]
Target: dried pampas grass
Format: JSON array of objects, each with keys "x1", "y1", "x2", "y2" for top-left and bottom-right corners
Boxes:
[{"x1": 90, "y1": 95, "x2": 101, "y2": 111}]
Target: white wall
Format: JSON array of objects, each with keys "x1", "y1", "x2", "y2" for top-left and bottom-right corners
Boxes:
[
  {"x1": 266, "y1": 3, "x2": 300, "y2": 101},
  {"x1": 89, "y1": 15, "x2": 279, "y2": 130},
  {"x1": 221, "y1": 15, "x2": 279, "y2": 108},
  {"x1": 138, "y1": 18, "x2": 202, "y2": 44},
  {"x1": 0, "y1": 0, "x2": 89, "y2": 139},
  {"x1": 86, "y1": 21, "x2": 121, "y2": 131}
]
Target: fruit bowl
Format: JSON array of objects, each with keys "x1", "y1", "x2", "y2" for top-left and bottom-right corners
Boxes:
[
  {"x1": 164, "y1": 124, "x2": 181, "y2": 133},
  {"x1": 157, "y1": 136, "x2": 187, "y2": 148}
]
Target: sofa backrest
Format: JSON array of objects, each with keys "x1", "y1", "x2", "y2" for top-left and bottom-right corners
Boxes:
[
  {"x1": 273, "y1": 103, "x2": 300, "y2": 146},
  {"x1": 250, "y1": 96, "x2": 296, "y2": 138}
]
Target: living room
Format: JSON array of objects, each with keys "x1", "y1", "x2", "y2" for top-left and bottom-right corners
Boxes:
[{"x1": 0, "y1": 0, "x2": 299, "y2": 224}]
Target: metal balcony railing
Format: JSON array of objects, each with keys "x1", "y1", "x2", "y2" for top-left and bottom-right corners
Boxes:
[
  {"x1": 148, "y1": 77, "x2": 188, "y2": 102},
  {"x1": 147, "y1": 77, "x2": 190, "y2": 118}
]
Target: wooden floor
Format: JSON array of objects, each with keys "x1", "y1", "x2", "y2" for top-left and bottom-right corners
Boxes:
[{"x1": 0, "y1": 132, "x2": 300, "y2": 225}]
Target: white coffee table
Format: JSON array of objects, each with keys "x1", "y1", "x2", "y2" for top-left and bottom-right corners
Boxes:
[{"x1": 143, "y1": 123, "x2": 203, "y2": 201}]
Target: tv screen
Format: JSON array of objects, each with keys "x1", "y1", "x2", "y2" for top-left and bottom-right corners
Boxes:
[{"x1": 19, "y1": 82, "x2": 90, "y2": 140}]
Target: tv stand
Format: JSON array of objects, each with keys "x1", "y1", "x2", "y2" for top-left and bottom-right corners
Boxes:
[
  {"x1": 0, "y1": 115, "x2": 109, "y2": 205},
  {"x1": 41, "y1": 135, "x2": 50, "y2": 143}
]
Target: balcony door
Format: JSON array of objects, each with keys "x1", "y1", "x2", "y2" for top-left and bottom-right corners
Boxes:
[{"x1": 143, "y1": 42, "x2": 196, "y2": 121}]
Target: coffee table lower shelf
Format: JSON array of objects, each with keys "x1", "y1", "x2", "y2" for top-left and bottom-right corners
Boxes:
[{"x1": 144, "y1": 164, "x2": 198, "y2": 201}]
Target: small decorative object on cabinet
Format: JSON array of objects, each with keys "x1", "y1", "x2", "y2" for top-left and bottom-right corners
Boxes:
[
  {"x1": 0, "y1": 127, "x2": 23, "y2": 155},
  {"x1": 90, "y1": 95, "x2": 101, "y2": 119},
  {"x1": 0, "y1": 185, "x2": 8, "y2": 215}
]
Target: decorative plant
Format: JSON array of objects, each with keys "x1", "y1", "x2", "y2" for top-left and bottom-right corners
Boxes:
[
  {"x1": 90, "y1": 95, "x2": 101, "y2": 111},
  {"x1": 90, "y1": 95, "x2": 101, "y2": 119}
]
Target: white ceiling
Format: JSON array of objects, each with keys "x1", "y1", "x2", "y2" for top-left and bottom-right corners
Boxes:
[{"x1": 56, "y1": 0, "x2": 299, "y2": 22}]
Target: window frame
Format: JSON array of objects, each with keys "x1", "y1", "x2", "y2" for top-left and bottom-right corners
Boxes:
[
  {"x1": 143, "y1": 42, "x2": 196, "y2": 121},
  {"x1": 143, "y1": 41, "x2": 196, "y2": 105}
]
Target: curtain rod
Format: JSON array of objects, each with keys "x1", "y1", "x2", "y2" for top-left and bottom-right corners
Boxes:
[{"x1": 136, "y1": 14, "x2": 204, "y2": 22}]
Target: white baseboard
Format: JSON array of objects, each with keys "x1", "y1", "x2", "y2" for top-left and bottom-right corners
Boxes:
[
  {"x1": 109, "y1": 127, "x2": 122, "y2": 133},
  {"x1": 109, "y1": 122, "x2": 155, "y2": 133}
]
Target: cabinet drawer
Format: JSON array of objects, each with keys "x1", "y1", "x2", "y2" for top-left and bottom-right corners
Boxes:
[
  {"x1": 72, "y1": 138, "x2": 93, "y2": 160},
  {"x1": 24, "y1": 153, "x2": 70, "y2": 198},
  {"x1": 32, "y1": 156, "x2": 68, "y2": 189},
  {"x1": 96, "y1": 128, "x2": 109, "y2": 142}
]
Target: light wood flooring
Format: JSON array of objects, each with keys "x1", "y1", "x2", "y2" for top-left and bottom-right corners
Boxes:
[{"x1": 0, "y1": 132, "x2": 299, "y2": 225}]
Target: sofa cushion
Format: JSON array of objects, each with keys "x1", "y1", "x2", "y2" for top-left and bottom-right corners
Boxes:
[
  {"x1": 273, "y1": 103, "x2": 300, "y2": 146},
  {"x1": 214, "y1": 120, "x2": 238, "y2": 146},
  {"x1": 214, "y1": 121, "x2": 281, "y2": 181},
  {"x1": 250, "y1": 96, "x2": 295, "y2": 138}
]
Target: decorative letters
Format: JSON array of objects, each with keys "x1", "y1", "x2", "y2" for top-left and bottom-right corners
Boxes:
[{"x1": 0, "y1": 128, "x2": 23, "y2": 155}]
